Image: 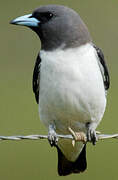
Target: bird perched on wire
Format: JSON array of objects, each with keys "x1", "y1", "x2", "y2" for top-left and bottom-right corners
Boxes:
[{"x1": 10, "y1": 5, "x2": 110, "y2": 176}]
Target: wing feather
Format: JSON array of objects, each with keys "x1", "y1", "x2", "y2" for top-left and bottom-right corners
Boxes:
[
  {"x1": 32, "y1": 54, "x2": 41, "y2": 104},
  {"x1": 94, "y1": 45, "x2": 110, "y2": 91}
]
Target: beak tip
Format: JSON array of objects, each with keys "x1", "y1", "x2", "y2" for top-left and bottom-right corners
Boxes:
[
  {"x1": 10, "y1": 14, "x2": 39, "y2": 27},
  {"x1": 10, "y1": 19, "x2": 16, "y2": 25}
]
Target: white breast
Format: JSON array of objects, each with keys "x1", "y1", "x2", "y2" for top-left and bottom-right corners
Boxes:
[
  {"x1": 39, "y1": 43, "x2": 106, "y2": 161},
  {"x1": 39, "y1": 43, "x2": 106, "y2": 129}
]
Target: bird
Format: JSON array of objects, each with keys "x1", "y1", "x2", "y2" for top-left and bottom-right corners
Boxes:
[{"x1": 10, "y1": 4, "x2": 110, "y2": 176}]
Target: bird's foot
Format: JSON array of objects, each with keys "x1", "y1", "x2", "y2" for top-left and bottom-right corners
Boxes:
[
  {"x1": 86, "y1": 123, "x2": 98, "y2": 145},
  {"x1": 48, "y1": 124, "x2": 59, "y2": 147},
  {"x1": 68, "y1": 127, "x2": 87, "y2": 146}
]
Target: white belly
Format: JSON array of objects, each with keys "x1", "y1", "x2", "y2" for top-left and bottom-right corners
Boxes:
[{"x1": 39, "y1": 43, "x2": 106, "y2": 161}]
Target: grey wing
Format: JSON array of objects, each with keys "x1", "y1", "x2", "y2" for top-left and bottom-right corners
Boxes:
[
  {"x1": 32, "y1": 54, "x2": 41, "y2": 104},
  {"x1": 94, "y1": 45, "x2": 110, "y2": 91}
]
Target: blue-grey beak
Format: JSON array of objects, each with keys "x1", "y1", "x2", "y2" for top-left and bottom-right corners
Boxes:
[{"x1": 10, "y1": 14, "x2": 40, "y2": 27}]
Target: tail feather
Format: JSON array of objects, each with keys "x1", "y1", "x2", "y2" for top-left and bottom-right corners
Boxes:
[{"x1": 56, "y1": 144, "x2": 87, "y2": 176}]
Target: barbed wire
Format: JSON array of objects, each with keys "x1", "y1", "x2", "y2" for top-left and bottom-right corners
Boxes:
[{"x1": 0, "y1": 132, "x2": 117, "y2": 142}]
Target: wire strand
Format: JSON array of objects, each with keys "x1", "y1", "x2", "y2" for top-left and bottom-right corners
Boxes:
[{"x1": 0, "y1": 133, "x2": 117, "y2": 142}]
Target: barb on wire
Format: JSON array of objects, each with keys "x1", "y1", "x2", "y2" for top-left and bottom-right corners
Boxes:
[{"x1": 0, "y1": 132, "x2": 117, "y2": 143}]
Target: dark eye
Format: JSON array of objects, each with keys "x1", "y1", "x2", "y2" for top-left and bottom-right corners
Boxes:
[
  {"x1": 40, "y1": 12, "x2": 53, "y2": 22},
  {"x1": 44, "y1": 13, "x2": 53, "y2": 20},
  {"x1": 33, "y1": 12, "x2": 53, "y2": 23}
]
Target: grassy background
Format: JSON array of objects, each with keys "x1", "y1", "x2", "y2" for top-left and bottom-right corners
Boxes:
[{"x1": 0, "y1": 0, "x2": 118, "y2": 179}]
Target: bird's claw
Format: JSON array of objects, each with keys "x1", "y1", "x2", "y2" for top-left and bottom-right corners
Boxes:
[
  {"x1": 87, "y1": 128, "x2": 98, "y2": 145},
  {"x1": 48, "y1": 125, "x2": 59, "y2": 147},
  {"x1": 48, "y1": 133, "x2": 58, "y2": 147}
]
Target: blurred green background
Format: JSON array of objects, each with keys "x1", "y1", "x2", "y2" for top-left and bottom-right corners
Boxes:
[{"x1": 0, "y1": 0, "x2": 118, "y2": 179}]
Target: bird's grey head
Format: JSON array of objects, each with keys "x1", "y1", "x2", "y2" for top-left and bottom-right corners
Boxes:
[{"x1": 10, "y1": 5, "x2": 92, "y2": 51}]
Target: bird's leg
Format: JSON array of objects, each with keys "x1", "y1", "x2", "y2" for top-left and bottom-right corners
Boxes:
[
  {"x1": 86, "y1": 122, "x2": 98, "y2": 145},
  {"x1": 48, "y1": 124, "x2": 59, "y2": 147},
  {"x1": 68, "y1": 127, "x2": 87, "y2": 146}
]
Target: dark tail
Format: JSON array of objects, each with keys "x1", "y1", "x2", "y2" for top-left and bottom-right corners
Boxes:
[{"x1": 56, "y1": 144, "x2": 87, "y2": 176}]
